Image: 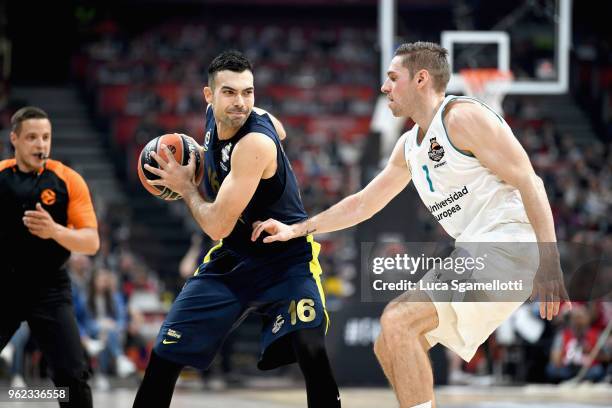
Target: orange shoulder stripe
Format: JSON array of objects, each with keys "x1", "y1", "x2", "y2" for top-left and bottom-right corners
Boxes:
[
  {"x1": 0, "y1": 158, "x2": 17, "y2": 171},
  {"x1": 46, "y1": 160, "x2": 98, "y2": 229},
  {"x1": 43, "y1": 159, "x2": 64, "y2": 173}
]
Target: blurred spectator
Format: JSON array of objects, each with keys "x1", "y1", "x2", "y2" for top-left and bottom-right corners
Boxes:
[
  {"x1": 85, "y1": 268, "x2": 135, "y2": 389},
  {"x1": 178, "y1": 232, "x2": 204, "y2": 280},
  {"x1": 3, "y1": 323, "x2": 30, "y2": 388},
  {"x1": 125, "y1": 85, "x2": 165, "y2": 116},
  {"x1": 68, "y1": 253, "x2": 93, "y2": 299},
  {"x1": 546, "y1": 305, "x2": 606, "y2": 383}
]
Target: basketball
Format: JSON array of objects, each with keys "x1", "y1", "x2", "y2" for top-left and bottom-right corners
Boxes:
[{"x1": 137, "y1": 133, "x2": 204, "y2": 200}]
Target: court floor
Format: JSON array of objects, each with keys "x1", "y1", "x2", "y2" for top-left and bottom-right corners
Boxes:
[{"x1": 4, "y1": 384, "x2": 611, "y2": 407}]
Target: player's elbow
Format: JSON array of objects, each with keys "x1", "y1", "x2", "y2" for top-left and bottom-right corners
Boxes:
[
  {"x1": 207, "y1": 219, "x2": 235, "y2": 241},
  {"x1": 534, "y1": 174, "x2": 545, "y2": 187},
  {"x1": 83, "y1": 233, "x2": 100, "y2": 255},
  {"x1": 516, "y1": 172, "x2": 544, "y2": 192},
  {"x1": 525, "y1": 172, "x2": 543, "y2": 185},
  {"x1": 212, "y1": 230, "x2": 235, "y2": 241},
  {"x1": 207, "y1": 230, "x2": 225, "y2": 242}
]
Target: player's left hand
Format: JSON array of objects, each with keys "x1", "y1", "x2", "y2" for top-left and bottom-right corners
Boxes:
[
  {"x1": 251, "y1": 218, "x2": 296, "y2": 243},
  {"x1": 530, "y1": 245, "x2": 571, "y2": 321},
  {"x1": 144, "y1": 144, "x2": 197, "y2": 197},
  {"x1": 23, "y1": 203, "x2": 58, "y2": 239}
]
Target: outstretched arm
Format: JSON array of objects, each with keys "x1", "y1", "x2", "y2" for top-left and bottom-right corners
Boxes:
[
  {"x1": 252, "y1": 133, "x2": 412, "y2": 242},
  {"x1": 146, "y1": 133, "x2": 276, "y2": 241}
]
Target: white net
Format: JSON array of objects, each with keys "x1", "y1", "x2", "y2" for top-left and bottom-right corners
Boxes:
[{"x1": 460, "y1": 68, "x2": 513, "y2": 116}]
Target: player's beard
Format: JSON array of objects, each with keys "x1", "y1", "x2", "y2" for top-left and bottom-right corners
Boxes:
[
  {"x1": 388, "y1": 102, "x2": 403, "y2": 117},
  {"x1": 222, "y1": 110, "x2": 249, "y2": 129},
  {"x1": 394, "y1": 99, "x2": 412, "y2": 118}
]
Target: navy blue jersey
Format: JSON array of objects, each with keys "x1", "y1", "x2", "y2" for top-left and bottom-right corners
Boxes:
[
  {"x1": 201, "y1": 108, "x2": 308, "y2": 257},
  {"x1": 154, "y1": 110, "x2": 330, "y2": 372}
]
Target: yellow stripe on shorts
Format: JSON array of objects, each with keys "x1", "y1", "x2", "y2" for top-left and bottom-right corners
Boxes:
[
  {"x1": 307, "y1": 234, "x2": 330, "y2": 333},
  {"x1": 193, "y1": 240, "x2": 223, "y2": 276}
]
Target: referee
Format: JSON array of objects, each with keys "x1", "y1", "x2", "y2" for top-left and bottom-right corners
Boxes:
[{"x1": 0, "y1": 107, "x2": 99, "y2": 407}]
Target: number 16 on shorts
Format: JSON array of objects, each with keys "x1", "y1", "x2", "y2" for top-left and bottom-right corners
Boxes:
[
  {"x1": 271, "y1": 298, "x2": 318, "y2": 335},
  {"x1": 288, "y1": 298, "x2": 316, "y2": 325}
]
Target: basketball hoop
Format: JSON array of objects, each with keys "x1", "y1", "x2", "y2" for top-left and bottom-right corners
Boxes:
[{"x1": 460, "y1": 68, "x2": 514, "y2": 116}]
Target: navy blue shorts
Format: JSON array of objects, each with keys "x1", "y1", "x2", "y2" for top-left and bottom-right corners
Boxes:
[{"x1": 153, "y1": 237, "x2": 329, "y2": 370}]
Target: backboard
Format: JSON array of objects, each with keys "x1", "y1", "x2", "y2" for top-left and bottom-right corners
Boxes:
[{"x1": 395, "y1": 0, "x2": 572, "y2": 95}]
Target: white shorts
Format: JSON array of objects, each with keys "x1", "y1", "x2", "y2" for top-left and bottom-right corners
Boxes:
[{"x1": 423, "y1": 223, "x2": 538, "y2": 362}]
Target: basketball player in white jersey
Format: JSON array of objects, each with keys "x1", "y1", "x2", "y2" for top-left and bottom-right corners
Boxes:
[{"x1": 251, "y1": 42, "x2": 568, "y2": 408}]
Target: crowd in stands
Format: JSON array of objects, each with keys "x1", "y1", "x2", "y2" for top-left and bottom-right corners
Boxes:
[{"x1": 1, "y1": 12, "x2": 610, "y2": 388}]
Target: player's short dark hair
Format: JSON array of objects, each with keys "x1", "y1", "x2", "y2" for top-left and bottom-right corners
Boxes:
[
  {"x1": 394, "y1": 42, "x2": 450, "y2": 92},
  {"x1": 11, "y1": 106, "x2": 49, "y2": 134},
  {"x1": 207, "y1": 50, "x2": 253, "y2": 88}
]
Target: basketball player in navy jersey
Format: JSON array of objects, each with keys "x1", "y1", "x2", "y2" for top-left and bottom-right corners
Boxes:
[
  {"x1": 132, "y1": 50, "x2": 340, "y2": 408},
  {"x1": 252, "y1": 42, "x2": 569, "y2": 408}
]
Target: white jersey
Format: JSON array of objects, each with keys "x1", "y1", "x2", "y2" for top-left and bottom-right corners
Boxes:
[{"x1": 404, "y1": 95, "x2": 531, "y2": 241}]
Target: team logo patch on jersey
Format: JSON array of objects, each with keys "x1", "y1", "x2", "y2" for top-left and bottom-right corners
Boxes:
[
  {"x1": 272, "y1": 315, "x2": 285, "y2": 334},
  {"x1": 221, "y1": 143, "x2": 232, "y2": 163},
  {"x1": 203, "y1": 131, "x2": 211, "y2": 151},
  {"x1": 40, "y1": 189, "x2": 56, "y2": 205},
  {"x1": 428, "y1": 137, "x2": 445, "y2": 162}
]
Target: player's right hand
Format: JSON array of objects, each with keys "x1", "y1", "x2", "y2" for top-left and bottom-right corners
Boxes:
[
  {"x1": 145, "y1": 145, "x2": 197, "y2": 196},
  {"x1": 251, "y1": 218, "x2": 295, "y2": 243},
  {"x1": 529, "y1": 245, "x2": 571, "y2": 321}
]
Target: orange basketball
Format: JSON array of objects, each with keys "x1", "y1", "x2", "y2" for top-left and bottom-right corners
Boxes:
[{"x1": 137, "y1": 133, "x2": 204, "y2": 200}]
